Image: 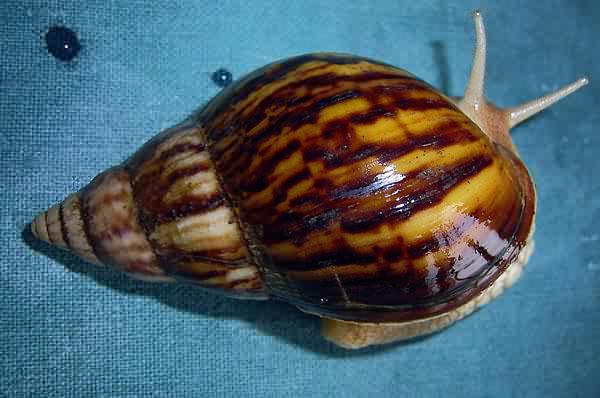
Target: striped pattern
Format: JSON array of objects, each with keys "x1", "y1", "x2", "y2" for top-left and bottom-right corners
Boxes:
[
  {"x1": 31, "y1": 123, "x2": 266, "y2": 296},
  {"x1": 126, "y1": 124, "x2": 266, "y2": 297},
  {"x1": 31, "y1": 52, "x2": 535, "y2": 319},
  {"x1": 199, "y1": 53, "x2": 535, "y2": 321},
  {"x1": 31, "y1": 170, "x2": 168, "y2": 280},
  {"x1": 31, "y1": 167, "x2": 173, "y2": 281},
  {"x1": 32, "y1": 196, "x2": 103, "y2": 266},
  {"x1": 57, "y1": 194, "x2": 100, "y2": 265},
  {"x1": 79, "y1": 167, "x2": 170, "y2": 281},
  {"x1": 322, "y1": 232, "x2": 535, "y2": 348}
]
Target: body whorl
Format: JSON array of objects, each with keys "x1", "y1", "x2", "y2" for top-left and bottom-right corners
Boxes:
[{"x1": 198, "y1": 53, "x2": 536, "y2": 322}]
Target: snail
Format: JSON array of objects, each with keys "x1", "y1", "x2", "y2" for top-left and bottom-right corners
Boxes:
[{"x1": 30, "y1": 12, "x2": 588, "y2": 349}]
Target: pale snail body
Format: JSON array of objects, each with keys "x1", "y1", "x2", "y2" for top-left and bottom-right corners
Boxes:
[{"x1": 31, "y1": 13, "x2": 588, "y2": 349}]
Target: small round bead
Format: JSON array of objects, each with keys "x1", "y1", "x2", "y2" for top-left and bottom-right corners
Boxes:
[
  {"x1": 211, "y1": 68, "x2": 233, "y2": 87},
  {"x1": 45, "y1": 26, "x2": 81, "y2": 61}
]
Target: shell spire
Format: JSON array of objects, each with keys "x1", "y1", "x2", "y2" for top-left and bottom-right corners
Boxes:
[{"x1": 31, "y1": 123, "x2": 267, "y2": 299}]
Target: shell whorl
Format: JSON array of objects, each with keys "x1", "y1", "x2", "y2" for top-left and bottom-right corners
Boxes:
[
  {"x1": 199, "y1": 53, "x2": 536, "y2": 322},
  {"x1": 32, "y1": 124, "x2": 266, "y2": 298},
  {"x1": 32, "y1": 167, "x2": 170, "y2": 281}
]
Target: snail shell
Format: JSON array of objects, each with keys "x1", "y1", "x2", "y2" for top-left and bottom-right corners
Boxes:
[{"x1": 31, "y1": 12, "x2": 587, "y2": 348}]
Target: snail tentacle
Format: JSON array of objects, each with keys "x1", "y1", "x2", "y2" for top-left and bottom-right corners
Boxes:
[
  {"x1": 506, "y1": 77, "x2": 589, "y2": 128},
  {"x1": 460, "y1": 10, "x2": 486, "y2": 109},
  {"x1": 456, "y1": 11, "x2": 588, "y2": 152},
  {"x1": 455, "y1": 11, "x2": 513, "y2": 150}
]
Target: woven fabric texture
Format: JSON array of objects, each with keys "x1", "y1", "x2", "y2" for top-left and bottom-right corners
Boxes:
[{"x1": 1, "y1": 1, "x2": 598, "y2": 397}]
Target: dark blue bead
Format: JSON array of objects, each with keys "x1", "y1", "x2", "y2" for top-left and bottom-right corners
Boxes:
[
  {"x1": 211, "y1": 68, "x2": 233, "y2": 87},
  {"x1": 45, "y1": 26, "x2": 81, "y2": 61}
]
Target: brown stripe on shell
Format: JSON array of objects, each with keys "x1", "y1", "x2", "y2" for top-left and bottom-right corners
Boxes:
[
  {"x1": 165, "y1": 260, "x2": 264, "y2": 297},
  {"x1": 205, "y1": 61, "x2": 416, "y2": 152},
  {"x1": 30, "y1": 195, "x2": 104, "y2": 265},
  {"x1": 80, "y1": 171, "x2": 121, "y2": 265},
  {"x1": 256, "y1": 143, "x2": 490, "y2": 248},
  {"x1": 128, "y1": 130, "x2": 221, "y2": 228},
  {"x1": 79, "y1": 167, "x2": 167, "y2": 279},
  {"x1": 264, "y1": 154, "x2": 494, "y2": 272},
  {"x1": 236, "y1": 111, "x2": 475, "y2": 201},
  {"x1": 198, "y1": 53, "x2": 535, "y2": 322},
  {"x1": 125, "y1": 124, "x2": 267, "y2": 297},
  {"x1": 44, "y1": 211, "x2": 54, "y2": 244},
  {"x1": 79, "y1": 188, "x2": 103, "y2": 262},
  {"x1": 59, "y1": 194, "x2": 101, "y2": 265},
  {"x1": 214, "y1": 97, "x2": 470, "y2": 208},
  {"x1": 199, "y1": 53, "x2": 409, "y2": 131},
  {"x1": 160, "y1": 192, "x2": 225, "y2": 223},
  {"x1": 148, "y1": 206, "x2": 250, "y2": 259},
  {"x1": 339, "y1": 155, "x2": 493, "y2": 233},
  {"x1": 212, "y1": 76, "x2": 429, "y2": 184},
  {"x1": 45, "y1": 204, "x2": 68, "y2": 247},
  {"x1": 58, "y1": 201, "x2": 71, "y2": 249},
  {"x1": 158, "y1": 142, "x2": 205, "y2": 162}
]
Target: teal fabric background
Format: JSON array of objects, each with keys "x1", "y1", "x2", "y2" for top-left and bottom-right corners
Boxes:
[{"x1": 1, "y1": 1, "x2": 598, "y2": 396}]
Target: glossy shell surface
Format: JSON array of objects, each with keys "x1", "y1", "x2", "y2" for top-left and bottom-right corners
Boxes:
[
  {"x1": 31, "y1": 53, "x2": 536, "y2": 322},
  {"x1": 199, "y1": 53, "x2": 535, "y2": 322}
]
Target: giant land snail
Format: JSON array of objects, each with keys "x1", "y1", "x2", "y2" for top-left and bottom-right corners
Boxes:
[{"x1": 31, "y1": 12, "x2": 588, "y2": 349}]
